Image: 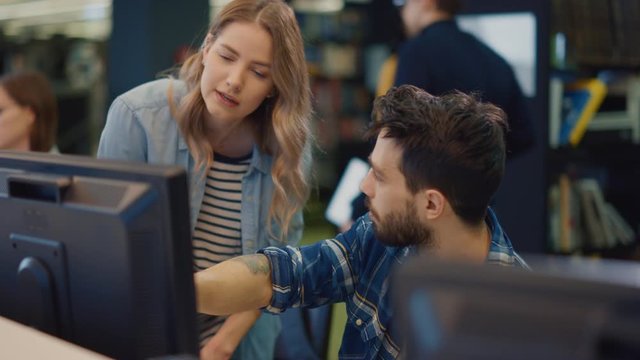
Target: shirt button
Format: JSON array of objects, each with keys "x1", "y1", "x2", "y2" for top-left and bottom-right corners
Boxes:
[{"x1": 355, "y1": 319, "x2": 363, "y2": 326}]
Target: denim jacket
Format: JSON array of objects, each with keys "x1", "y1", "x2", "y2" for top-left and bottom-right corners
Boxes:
[
  {"x1": 260, "y1": 208, "x2": 527, "y2": 359},
  {"x1": 97, "y1": 78, "x2": 302, "y2": 359}
]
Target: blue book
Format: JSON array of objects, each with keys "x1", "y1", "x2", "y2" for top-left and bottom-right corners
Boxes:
[{"x1": 559, "y1": 79, "x2": 607, "y2": 146}]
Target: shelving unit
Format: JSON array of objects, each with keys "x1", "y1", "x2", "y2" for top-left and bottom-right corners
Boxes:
[
  {"x1": 295, "y1": 0, "x2": 403, "y2": 192},
  {"x1": 545, "y1": 0, "x2": 640, "y2": 258},
  {"x1": 586, "y1": 76, "x2": 640, "y2": 143}
]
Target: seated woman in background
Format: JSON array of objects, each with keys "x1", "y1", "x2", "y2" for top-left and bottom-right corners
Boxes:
[{"x1": 0, "y1": 70, "x2": 58, "y2": 152}]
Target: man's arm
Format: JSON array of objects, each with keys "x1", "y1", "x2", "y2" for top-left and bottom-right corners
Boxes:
[
  {"x1": 195, "y1": 254, "x2": 273, "y2": 315},
  {"x1": 200, "y1": 310, "x2": 261, "y2": 360}
]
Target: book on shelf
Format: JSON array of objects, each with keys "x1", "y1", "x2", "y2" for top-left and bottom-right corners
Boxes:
[
  {"x1": 549, "y1": 174, "x2": 582, "y2": 253},
  {"x1": 603, "y1": 203, "x2": 635, "y2": 245},
  {"x1": 577, "y1": 179, "x2": 615, "y2": 249},
  {"x1": 550, "y1": 175, "x2": 636, "y2": 253},
  {"x1": 559, "y1": 78, "x2": 607, "y2": 147},
  {"x1": 548, "y1": 77, "x2": 564, "y2": 148}
]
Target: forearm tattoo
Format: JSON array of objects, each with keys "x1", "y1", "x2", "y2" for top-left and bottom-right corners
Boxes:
[{"x1": 232, "y1": 255, "x2": 270, "y2": 275}]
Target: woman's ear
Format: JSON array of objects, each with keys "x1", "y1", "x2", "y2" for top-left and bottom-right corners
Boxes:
[
  {"x1": 202, "y1": 33, "x2": 214, "y2": 50},
  {"x1": 201, "y1": 33, "x2": 214, "y2": 64},
  {"x1": 23, "y1": 106, "x2": 36, "y2": 128}
]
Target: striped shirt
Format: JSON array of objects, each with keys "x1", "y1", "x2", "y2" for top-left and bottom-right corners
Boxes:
[
  {"x1": 260, "y1": 207, "x2": 528, "y2": 359},
  {"x1": 193, "y1": 153, "x2": 251, "y2": 345}
]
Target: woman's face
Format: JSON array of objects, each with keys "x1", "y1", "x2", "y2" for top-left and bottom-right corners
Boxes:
[
  {"x1": 200, "y1": 21, "x2": 275, "y2": 128},
  {"x1": 0, "y1": 86, "x2": 34, "y2": 151}
]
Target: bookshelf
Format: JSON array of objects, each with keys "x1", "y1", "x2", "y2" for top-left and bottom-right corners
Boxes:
[
  {"x1": 295, "y1": 0, "x2": 404, "y2": 192},
  {"x1": 457, "y1": 0, "x2": 639, "y2": 258},
  {"x1": 546, "y1": 0, "x2": 640, "y2": 258}
]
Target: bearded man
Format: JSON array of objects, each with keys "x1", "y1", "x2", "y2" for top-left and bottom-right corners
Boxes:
[{"x1": 195, "y1": 85, "x2": 528, "y2": 360}]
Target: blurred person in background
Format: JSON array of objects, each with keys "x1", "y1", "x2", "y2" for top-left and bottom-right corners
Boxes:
[
  {"x1": 0, "y1": 70, "x2": 58, "y2": 152},
  {"x1": 395, "y1": 0, "x2": 535, "y2": 157},
  {"x1": 343, "y1": 0, "x2": 537, "y2": 229}
]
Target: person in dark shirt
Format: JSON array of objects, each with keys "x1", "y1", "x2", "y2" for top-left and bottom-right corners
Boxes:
[
  {"x1": 344, "y1": 0, "x2": 537, "y2": 226},
  {"x1": 395, "y1": 0, "x2": 534, "y2": 157}
]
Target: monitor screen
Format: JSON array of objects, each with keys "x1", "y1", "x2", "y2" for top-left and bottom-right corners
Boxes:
[
  {"x1": 0, "y1": 151, "x2": 198, "y2": 359},
  {"x1": 393, "y1": 255, "x2": 640, "y2": 359}
]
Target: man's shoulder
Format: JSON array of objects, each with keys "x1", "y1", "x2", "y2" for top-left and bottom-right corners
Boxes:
[
  {"x1": 485, "y1": 207, "x2": 529, "y2": 268},
  {"x1": 345, "y1": 213, "x2": 376, "y2": 242}
]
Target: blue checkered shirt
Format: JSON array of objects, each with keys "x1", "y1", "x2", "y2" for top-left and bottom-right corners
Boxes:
[{"x1": 259, "y1": 207, "x2": 528, "y2": 359}]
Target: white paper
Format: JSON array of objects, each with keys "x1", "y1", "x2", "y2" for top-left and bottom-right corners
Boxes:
[{"x1": 325, "y1": 157, "x2": 370, "y2": 227}]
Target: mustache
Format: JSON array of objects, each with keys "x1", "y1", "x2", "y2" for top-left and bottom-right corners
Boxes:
[{"x1": 364, "y1": 196, "x2": 371, "y2": 211}]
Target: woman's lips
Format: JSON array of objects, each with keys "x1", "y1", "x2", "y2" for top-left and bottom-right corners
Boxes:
[{"x1": 215, "y1": 90, "x2": 239, "y2": 107}]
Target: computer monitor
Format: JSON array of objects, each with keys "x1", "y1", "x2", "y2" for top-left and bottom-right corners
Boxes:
[
  {"x1": 393, "y1": 255, "x2": 640, "y2": 360},
  {"x1": 0, "y1": 151, "x2": 198, "y2": 359}
]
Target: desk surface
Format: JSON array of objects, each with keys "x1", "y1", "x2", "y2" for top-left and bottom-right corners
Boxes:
[{"x1": 0, "y1": 316, "x2": 110, "y2": 360}]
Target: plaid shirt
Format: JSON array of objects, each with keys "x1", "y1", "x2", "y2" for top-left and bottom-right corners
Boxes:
[{"x1": 259, "y1": 207, "x2": 528, "y2": 359}]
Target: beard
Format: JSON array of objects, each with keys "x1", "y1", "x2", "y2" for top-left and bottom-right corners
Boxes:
[{"x1": 367, "y1": 198, "x2": 433, "y2": 248}]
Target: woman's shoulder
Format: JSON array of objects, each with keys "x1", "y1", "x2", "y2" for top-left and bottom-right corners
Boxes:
[
  {"x1": 106, "y1": 78, "x2": 188, "y2": 139},
  {"x1": 115, "y1": 78, "x2": 188, "y2": 111}
]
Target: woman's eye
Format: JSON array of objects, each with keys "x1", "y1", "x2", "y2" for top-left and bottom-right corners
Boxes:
[{"x1": 219, "y1": 53, "x2": 232, "y2": 61}]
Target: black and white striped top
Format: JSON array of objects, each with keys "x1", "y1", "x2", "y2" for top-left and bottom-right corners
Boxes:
[{"x1": 193, "y1": 153, "x2": 251, "y2": 345}]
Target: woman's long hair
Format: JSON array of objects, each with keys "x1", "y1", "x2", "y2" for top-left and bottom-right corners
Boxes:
[{"x1": 172, "y1": 0, "x2": 312, "y2": 240}]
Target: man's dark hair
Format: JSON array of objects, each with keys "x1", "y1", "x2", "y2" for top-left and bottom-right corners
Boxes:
[
  {"x1": 366, "y1": 85, "x2": 507, "y2": 226},
  {"x1": 435, "y1": 0, "x2": 461, "y2": 15}
]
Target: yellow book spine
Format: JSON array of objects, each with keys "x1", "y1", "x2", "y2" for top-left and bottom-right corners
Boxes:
[{"x1": 568, "y1": 79, "x2": 607, "y2": 146}]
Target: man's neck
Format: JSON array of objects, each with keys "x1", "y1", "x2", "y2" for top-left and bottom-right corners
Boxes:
[
  {"x1": 424, "y1": 216, "x2": 491, "y2": 264},
  {"x1": 418, "y1": 10, "x2": 453, "y2": 33}
]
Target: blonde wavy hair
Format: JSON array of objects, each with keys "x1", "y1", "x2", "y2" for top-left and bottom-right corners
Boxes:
[{"x1": 171, "y1": 0, "x2": 312, "y2": 240}]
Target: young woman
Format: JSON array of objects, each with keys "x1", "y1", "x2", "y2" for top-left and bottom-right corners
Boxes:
[
  {"x1": 97, "y1": 0, "x2": 313, "y2": 358},
  {"x1": 0, "y1": 70, "x2": 58, "y2": 152}
]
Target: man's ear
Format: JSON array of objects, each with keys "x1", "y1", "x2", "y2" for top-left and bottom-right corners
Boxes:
[{"x1": 422, "y1": 188, "x2": 446, "y2": 220}]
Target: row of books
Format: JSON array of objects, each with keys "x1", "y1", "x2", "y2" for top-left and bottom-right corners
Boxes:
[
  {"x1": 297, "y1": 8, "x2": 367, "y2": 44},
  {"x1": 548, "y1": 174, "x2": 636, "y2": 253},
  {"x1": 552, "y1": 0, "x2": 640, "y2": 68},
  {"x1": 306, "y1": 43, "x2": 361, "y2": 79}
]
